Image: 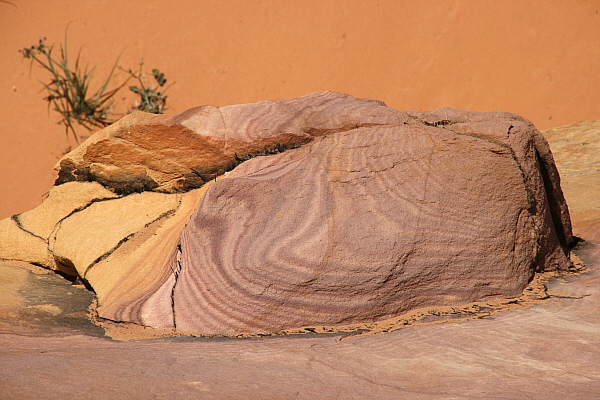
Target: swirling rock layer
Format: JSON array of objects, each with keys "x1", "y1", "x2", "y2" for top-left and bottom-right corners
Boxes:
[
  {"x1": 0, "y1": 92, "x2": 573, "y2": 336},
  {"x1": 170, "y1": 118, "x2": 572, "y2": 335}
]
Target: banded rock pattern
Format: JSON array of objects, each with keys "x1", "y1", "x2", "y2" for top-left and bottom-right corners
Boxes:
[{"x1": 0, "y1": 92, "x2": 573, "y2": 336}]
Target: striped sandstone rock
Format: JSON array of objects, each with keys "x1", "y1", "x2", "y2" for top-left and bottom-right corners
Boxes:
[{"x1": 0, "y1": 92, "x2": 573, "y2": 336}]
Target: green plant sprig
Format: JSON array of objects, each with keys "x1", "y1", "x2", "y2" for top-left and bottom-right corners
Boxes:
[{"x1": 122, "y1": 62, "x2": 170, "y2": 114}]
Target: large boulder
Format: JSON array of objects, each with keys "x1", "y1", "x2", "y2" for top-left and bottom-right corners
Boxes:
[{"x1": 0, "y1": 91, "x2": 573, "y2": 336}]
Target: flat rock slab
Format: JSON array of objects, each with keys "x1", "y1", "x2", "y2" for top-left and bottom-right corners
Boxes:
[{"x1": 0, "y1": 262, "x2": 103, "y2": 337}]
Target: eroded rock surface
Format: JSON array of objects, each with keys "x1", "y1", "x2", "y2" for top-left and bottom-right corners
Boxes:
[{"x1": 0, "y1": 91, "x2": 573, "y2": 336}]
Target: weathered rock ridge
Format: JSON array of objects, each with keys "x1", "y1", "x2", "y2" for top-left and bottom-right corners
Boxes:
[{"x1": 0, "y1": 91, "x2": 573, "y2": 336}]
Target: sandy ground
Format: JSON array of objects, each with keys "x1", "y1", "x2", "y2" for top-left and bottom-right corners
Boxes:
[{"x1": 1, "y1": 0, "x2": 599, "y2": 219}]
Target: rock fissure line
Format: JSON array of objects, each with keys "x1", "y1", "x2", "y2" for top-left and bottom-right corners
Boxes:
[
  {"x1": 508, "y1": 146, "x2": 536, "y2": 212},
  {"x1": 412, "y1": 131, "x2": 436, "y2": 245},
  {"x1": 93, "y1": 311, "x2": 155, "y2": 329},
  {"x1": 11, "y1": 215, "x2": 46, "y2": 241},
  {"x1": 171, "y1": 242, "x2": 183, "y2": 329},
  {"x1": 422, "y1": 119, "x2": 453, "y2": 128},
  {"x1": 302, "y1": 122, "x2": 389, "y2": 136},
  {"x1": 49, "y1": 195, "x2": 124, "y2": 242},
  {"x1": 82, "y1": 203, "x2": 181, "y2": 279},
  {"x1": 224, "y1": 141, "x2": 307, "y2": 173},
  {"x1": 237, "y1": 142, "x2": 317, "y2": 179}
]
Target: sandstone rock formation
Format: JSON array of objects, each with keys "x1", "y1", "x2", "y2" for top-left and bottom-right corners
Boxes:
[{"x1": 0, "y1": 91, "x2": 573, "y2": 336}]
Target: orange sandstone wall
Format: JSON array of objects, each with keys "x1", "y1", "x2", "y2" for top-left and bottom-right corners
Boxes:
[{"x1": 1, "y1": 0, "x2": 599, "y2": 219}]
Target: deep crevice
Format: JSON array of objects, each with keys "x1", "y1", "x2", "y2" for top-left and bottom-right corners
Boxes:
[
  {"x1": 569, "y1": 236, "x2": 585, "y2": 249},
  {"x1": 225, "y1": 141, "x2": 305, "y2": 172}
]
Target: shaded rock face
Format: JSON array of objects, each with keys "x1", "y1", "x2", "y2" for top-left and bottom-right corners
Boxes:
[{"x1": 0, "y1": 91, "x2": 573, "y2": 336}]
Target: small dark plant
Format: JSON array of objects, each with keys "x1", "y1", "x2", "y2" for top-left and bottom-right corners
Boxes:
[
  {"x1": 20, "y1": 35, "x2": 171, "y2": 143},
  {"x1": 123, "y1": 63, "x2": 169, "y2": 114}
]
